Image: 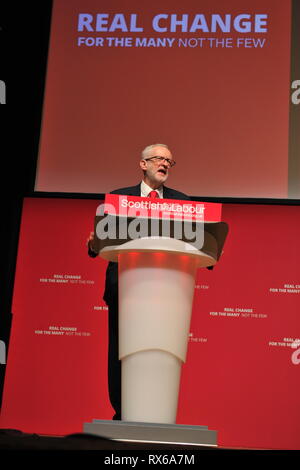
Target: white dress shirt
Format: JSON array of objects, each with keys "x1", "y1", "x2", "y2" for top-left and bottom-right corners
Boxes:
[{"x1": 140, "y1": 180, "x2": 163, "y2": 198}]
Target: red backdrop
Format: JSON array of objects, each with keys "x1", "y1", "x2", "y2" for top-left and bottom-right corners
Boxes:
[
  {"x1": 35, "y1": 0, "x2": 291, "y2": 198},
  {"x1": 0, "y1": 198, "x2": 299, "y2": 449}
]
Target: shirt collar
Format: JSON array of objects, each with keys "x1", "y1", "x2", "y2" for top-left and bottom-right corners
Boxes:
[{"x1": 140, "y1": 180, "x2": 163, "y2": 198}]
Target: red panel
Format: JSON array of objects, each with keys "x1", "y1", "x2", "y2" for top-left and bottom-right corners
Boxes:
[
  {"x1": 35, "y1": 0, "x2": 291, "y2": 198},
  {"x1": 1, "y1": 198, "x2": 300, "y2": 449},
  {"x1": 177, "y1": 203, "x2": 300, "y2": 449},
  {"x1": 0, "y1": 198, "x2": 113, "y2": 435}
]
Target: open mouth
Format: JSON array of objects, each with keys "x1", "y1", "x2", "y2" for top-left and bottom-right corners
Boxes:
[{"x1": 157, "y1": 168, "x2": 167, "y2": 175}]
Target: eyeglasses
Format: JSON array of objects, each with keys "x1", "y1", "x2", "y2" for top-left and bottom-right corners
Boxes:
[{"x1": 144, "y1": 156, "x2": 176, "y2": 168}]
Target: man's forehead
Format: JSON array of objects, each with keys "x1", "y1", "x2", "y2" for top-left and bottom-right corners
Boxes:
[{"x1": 148, "y1": 145, "x2": 172, "y2": 156}]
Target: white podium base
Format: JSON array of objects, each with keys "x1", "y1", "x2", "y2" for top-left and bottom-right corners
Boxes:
[
  {"x1": 83, "y1": 420, "x2": 218, "y2": 447},
  {"x1": 122, "y1": 350, "x2": 182, "y2": 424},
  {"x1": 101, "y1": 238, "x2": 216, "y2": 425},
  {"x1": 118, "y1": 247, "x2": 198, "y2": 424}
]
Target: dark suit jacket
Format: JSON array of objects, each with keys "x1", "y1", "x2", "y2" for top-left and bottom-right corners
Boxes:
[
  {"x1": 109, "y1": 183, "x2": 190, "y2": 201},
  {"x1": 95, "y1": 183, "x2": 190, "y2": 305}
]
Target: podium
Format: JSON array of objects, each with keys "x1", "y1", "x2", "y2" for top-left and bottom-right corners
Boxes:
[{"x1": 84, "y1": 196, "x2": 228, "y2": 446}]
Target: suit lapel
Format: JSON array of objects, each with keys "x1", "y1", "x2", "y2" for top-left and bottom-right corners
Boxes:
[
  {"x1": 162, "y1": 186, "x2": 174, "y2": 199},
  {"x1": 124, "y1": 184, "x2": 177, "y2": 199},
  {"x1": 128, "y1": 184, "x2": 141, "y2": 196}
]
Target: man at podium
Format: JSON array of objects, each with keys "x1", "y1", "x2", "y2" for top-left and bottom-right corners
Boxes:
[{"x1": 88, "y1": 143, "x2": 190, "y2": 420}]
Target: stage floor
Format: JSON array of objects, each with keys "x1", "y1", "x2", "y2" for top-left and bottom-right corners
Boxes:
[{"x1": 0, "y1": 428, "x2": 218, "y2": 451}]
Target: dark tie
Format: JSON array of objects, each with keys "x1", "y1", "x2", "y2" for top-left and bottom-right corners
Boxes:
[{"x1": 148, "y1": 190, "x2": 159, "y2": 198}]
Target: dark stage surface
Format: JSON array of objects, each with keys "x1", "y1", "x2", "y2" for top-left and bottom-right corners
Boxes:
[
  {"x1": 0, "y1": 428, "x2": 217, "y2": 451},
  {"x1": 0, "y1": 429, "x2": 292, "y2": 460}
]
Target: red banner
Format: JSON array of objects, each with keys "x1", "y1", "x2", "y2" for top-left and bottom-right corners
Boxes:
[
  {"x1": 35, "y1": 0, "x2": 291, "y2": 198},
  {"x1": 0, "y1": 198, "x2": 299, "y2": 449},
  {"x1": 102, "y1": 194, "x2": 222, "y2": 222}
]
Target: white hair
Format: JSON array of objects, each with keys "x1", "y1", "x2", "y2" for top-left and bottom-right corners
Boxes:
[{"x1": 141, "y1": 143, "x2": 170, "y2": 160}]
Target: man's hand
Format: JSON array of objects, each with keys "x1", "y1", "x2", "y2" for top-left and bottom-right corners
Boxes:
[{"x1": 87, "y1": 231, "x2": 97, "y2": 253}]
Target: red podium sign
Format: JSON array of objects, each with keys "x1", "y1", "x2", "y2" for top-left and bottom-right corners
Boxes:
[{"x1": 101, "y1": 194, "x2": 222, "y2": 222}]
